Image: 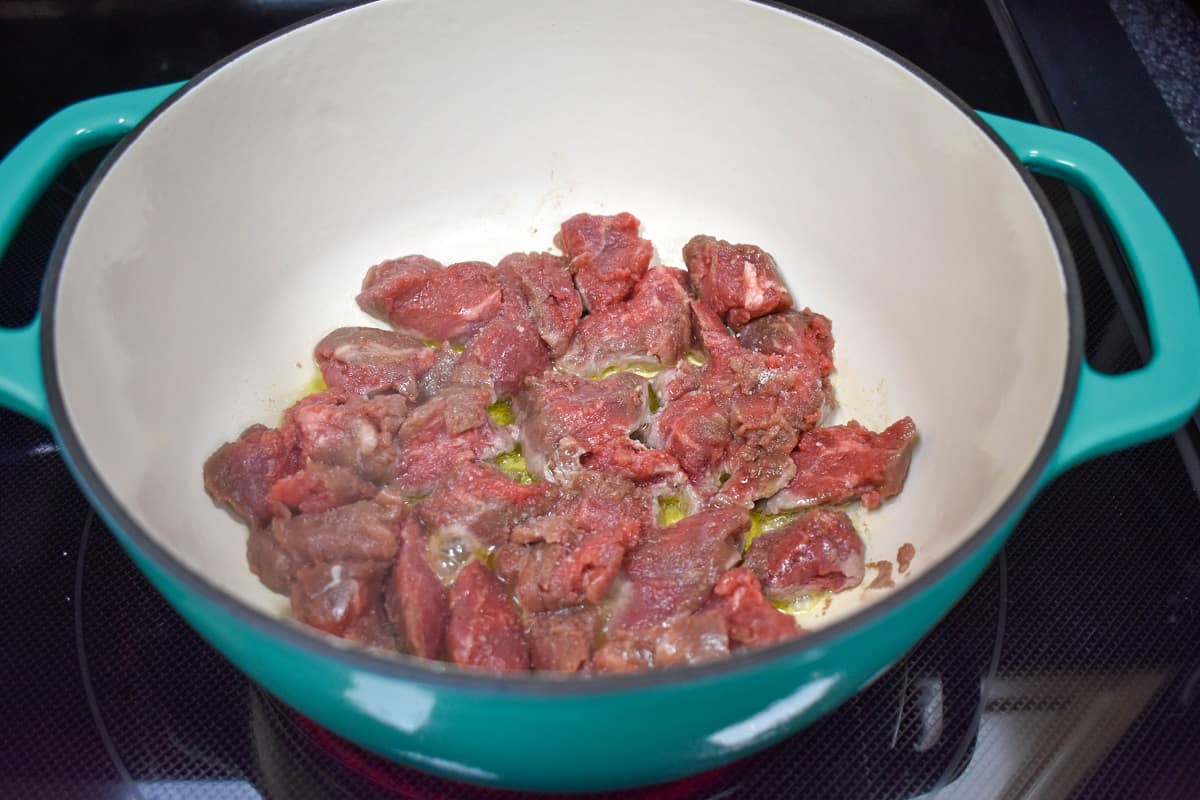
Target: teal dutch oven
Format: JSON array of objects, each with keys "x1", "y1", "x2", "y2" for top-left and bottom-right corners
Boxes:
[{"x1": 1, "y1": 0, "x2": 1198, "y2": 792}]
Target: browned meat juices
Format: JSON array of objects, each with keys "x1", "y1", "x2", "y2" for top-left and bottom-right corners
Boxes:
[{"x1": 203, "y1": 212, "x2": 919, "y2": 674}]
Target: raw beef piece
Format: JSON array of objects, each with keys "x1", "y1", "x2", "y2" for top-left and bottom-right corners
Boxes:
[
  {"x1": 682, "y1": 235, "x2": 792, "y2": 327},
  {"x1": 448, "y1": 311, "x2": 549, "y2": 397},
  {"x1": 647, "y1": 391, "x2": 731, "y2": 488},
  {"x1": 446, "y1": 560, "x2": 529, "y2": 672},
  {"x1": 737, "y1": 308, "x2": 834, "y2": 378},
  {"x1": 266, "y1": 460, "x2": 377, "y2": 516},
  {"x1": 705, "y1": 567, "x2": 799, "y2": 647},
  {"x1": 762, "y1": 417, "x2": 918, "y2": 513},
  {"x1": 590, "y1": 628, "x2": 656, "y2": 673},
  {"x1": 527, "y1": 606, "x2": 600, "y2": 673},
  {"x1": 690, "y1": 301, "x2": 828, "y2": 455},
  {"x1": 495, "y1": 469, "x2": 647, "y2": 612},
  {"x1": 343, "y1": 600, "x2": 399, "y2": 650},
  {"x1": 355, "y1": 254, "x2": 440, "y2": 319},
  {"x1": 289, "y1": 560, "x2": 390, "y2": 638},
  {"x1": 269, "y1": 500, "x2": 404, "y2": 564},
  {"x1": 558, "y1": 267, "x2": 693, "y2": 376},
  {"x1": 246, "y1": 528, "x2": 300, "y2": 595},
  {"x1": 581, "y1": 438, "x2": 683, "y2": 484},
  {"x1": 416, "y1": 462, "x2": 559, "y2": 547},
  {"x1": 710, "y1": 451, "x2": 797, "y2": 509},
  {"x1": 738, "y1": 308, "x2": 835, "y2": 411},
  {"x1": 418, "y1": 343, "x2": 460, "y2": 399},
  {"x1": 497, "y1": 252, "x2": 582, "y2": 357},
  {"x1": 204, "y1": 424, "x2": 301, "y2": 526},
  {"x1": 652, "y1": 612, "x2": 731, "y2": 668},
  {"x1": 493, "y1": 522, "x2": 637, "y2": 613},
  {"x1": 314, "y1": 326, "x2": 437, "y2": 400},
  {"x1": 743, "y1": 508, "x2": 865, "y2": 598},
  {"x1": 515, "y1": 371, "x2": 652, "y2": 483},
  {"x1": 284, "y1": 390, "x2": 411, "y2": 484},
  {"x1": 392, "y1": 385, "x2": 516, "y2": 495},
  {"x1": 557, "y1": 212, "x2": 654, "y2": 312},
  {"x1": 610, "y1": 507, "x2": 748, "y2": 632},
  {"x1": 357, "y1": 257, "x2": 504, "y2": 344},
  {"x1": 653, "y1": 359, "x2": 705, "y2": 403},
  {"x1": 592, "y1": 611, "x2": 731, "y2": 672},
  {"x1": 529, "y1": 468, "x2": 660, "y2": 540},
  {"x1": 385, "y1": 515, "x2": 448, "y2": 659}
]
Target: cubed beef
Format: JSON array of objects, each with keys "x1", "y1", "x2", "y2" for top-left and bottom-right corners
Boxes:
[
  {"x1": 737, "y1": 308, "x2": 834, "y2": 378},
  {"x1": 653, "y1": 612, "x2": 731, "y2": 668},
  {"x1": 416, "y1": 462, "x2": 559, "y2": 547},
  {"x1": 497, "y1": 252, "x2": 582, "y2": 357},
  {"x1": 706, "y1": 567, "x2": 800, "y2": 647},
  {"x1": 357, "y1": 257, "x2": 504, "y2": 344},
  {"x1": 682, "y1": 235, "x2": 792, "y2": 327},
  {"x1": 518, "y1": 468, "x2": 658, "y2": 542},
  {"x1": 314, "y1": 326, "x2": 437, "y2": 399},
  {"x1": 527, "y1": 607, "x2": 599, "y2": 673},
  {"x1": 447, "y1": 560, "x2": 529, "y2": 672},
  {"x1": 689, "y1": 301, "x2": 828, "y2": 457},
  {"x1": 449, "y1": 312, "x2": 549, "y2": 396},
  {"x1": 610, "y1": 507, "x2": 748, "y2": 632},
  {"x1": 711, "y1": 451, "x2": 797, "y2": 509},
  {"x1": 762, "y1": 417, "x2": 918, "y2": 513},
  {"x1": 392, "y1": 385, "x2": 516, "y2": 494},
  {"x1": 494, "y1": 521, "x2": 637, "y2": 613},
  {"x1": 246, "y1": 528, "x2": 300, "y2": 595},
  {"x1": 204, "y1": 424, "x2": 301, "y2": 526},
  {"x1": 743, "y1": 508, "x2": 865, "y2": 598},
  {"x1": 418, "y1": 342, "x2": 460, "y2": 399},
  {"x1": 269, "y1": 500, "x2": 403, "y2": 564},
  {"x1": 561, "y1": 469, "x2": 658, "y2": 530},
  {"x1": 593, "y1": 611, "x2": 731, "y2": 672},
  {"x1": 385, "y1": 516, "x2": 448, "y2": 659},
  {"x1": 284, "y1": 390, "x2": 411, "y2": 484},
  {"x1": 515, "y1": 371, "x2": 651, "y2": 483},
  {"x1": 343, "y1": 600, "x2": 399, "y2": 650},
  {"x1": 648, "y1": 391, "x2": 731, "y2": 488},
  {"x1": 266, "y1": 460, "x2": 378, "y2": 516},
  {"x1": 653, "y1": 360, "x2": 705, "y2": 403},
  {"x1": 559, "y1": 267, "x2": 692, "y2": 376},
  {"x1": 581, "y1": 438, "x2": 683, "y2": 484},
  {"x1": 290, "y1": 561, "x2": 389, "y2": 638},
  {"x1": 354, "y1": 254, "x2": 440, "y2": 320},
  {"x1": 557, "y1": 212, "x2": 653, "y2": 312},
  {"x1": 590, "y1": 628, "x2": 657, "y2": 673}
]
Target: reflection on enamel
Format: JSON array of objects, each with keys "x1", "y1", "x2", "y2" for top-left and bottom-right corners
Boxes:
[
  {"x1": 343, "y1": 672, "x2": 435, "y2": 734},
  {"x1": 395, "y1": 751, "x2": 501, "y2": 783},
  {"x1": 706, "y1": 675, "x2": 838, "y2": 749}
]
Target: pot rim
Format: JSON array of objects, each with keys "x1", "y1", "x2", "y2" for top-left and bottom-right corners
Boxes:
[{"x1": 38, "y1": 0, "x2": 1084, "y2": 695}]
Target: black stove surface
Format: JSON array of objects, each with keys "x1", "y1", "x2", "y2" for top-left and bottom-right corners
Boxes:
[{"x1": 3, "y1": 2, "x2": 1200, "y2": 799}]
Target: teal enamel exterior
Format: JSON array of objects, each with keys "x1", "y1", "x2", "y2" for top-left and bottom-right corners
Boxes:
[
  {"x1": 0, "y1": 82, "x2": 1197, "y2": 791},
  {"x1": 978, "y1": 113, "x2": 1200, "y2": 482}
]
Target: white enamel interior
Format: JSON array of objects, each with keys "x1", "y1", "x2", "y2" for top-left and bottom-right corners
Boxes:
[{"x1": 52, "y1": 0, "x2": 1069, "y2": 633}]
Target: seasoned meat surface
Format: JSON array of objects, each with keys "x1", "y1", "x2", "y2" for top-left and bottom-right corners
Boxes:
[
  {"x1": 206, "y1": 212, "x2": 918, "y2": 674},
  {"x1": 559, "y1": 267, "x2": 692, "y2": 377},
  {"x1": 763, "y1": 417, "x2": 918, "y2": 513},
  {"x1": 744, "y1": 508, "x2": 865, "y2": 599},
  {"x1": 315, "y1": 326, "x2": 437, "y2": 400},
  {"x1": 683, "y1": 234, "x2": 792, "y2": 327},
  {"x1": 558, "y1": 212, "x2": 653, "y2": 312}
]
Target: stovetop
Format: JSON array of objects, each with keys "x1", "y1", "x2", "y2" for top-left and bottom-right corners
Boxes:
[{"x1": 3, "y1": 2, "x2": 1200, "y2": 798}]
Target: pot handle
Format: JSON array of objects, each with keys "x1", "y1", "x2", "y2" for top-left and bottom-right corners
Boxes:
[
  {"x1": 980, "y1": 113, "x2": 1200, "y2": 480},
  {"x1": 0, "y1": 83, "x2": 183, "y2": 427}
]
